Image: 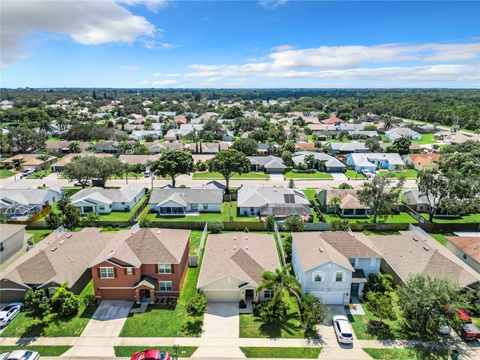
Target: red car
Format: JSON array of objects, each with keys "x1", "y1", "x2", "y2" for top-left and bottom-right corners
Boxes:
[{"x1": 130, "y1": 350, "x2": 171, "y2": 360}]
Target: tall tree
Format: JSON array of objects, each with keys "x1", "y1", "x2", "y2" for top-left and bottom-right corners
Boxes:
[
  {"x1": 232, "y1": 138, "x2": 258, "y2": 156},
  {"x1": 208, "y1": 148, "x2": 250, "y2": 192},
  {"x1": 417, "y1": 169, "x2": 452, "y2": 222},
  {"x1": 257, "y1": 267, "x2": 302, "y2": 306},
  {"x1": 8, "y1": 127, "x2": 46, "y2": 153},
  {"x1": 63, "y1": 156, "x2": 123, "y2": 188},
  {"x1": 358, "y1": 175, "x2": 404, "y2": 223},
  {"x1": 150, "y1": 149, "x2": 194, "y2": 187}
]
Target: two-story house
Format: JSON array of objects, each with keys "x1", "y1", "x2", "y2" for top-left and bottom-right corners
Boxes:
[
  {"x1": 291, "y1": 232, "x2": 382, "y2": 305},
  {"x1": 90, "y1": 228, "x2": 190, "y2": 303}
]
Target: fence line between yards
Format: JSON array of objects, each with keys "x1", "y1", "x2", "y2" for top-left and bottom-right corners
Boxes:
[
  {"x1": 274, "y1": 221, "x2": 287, "y2": 269},
  {"x1": 198, "y1": 222, "x2": 208, "y2": 256}
]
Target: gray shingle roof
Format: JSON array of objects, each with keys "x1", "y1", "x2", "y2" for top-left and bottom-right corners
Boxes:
[
  {"x1": 70, "y1": 185, "x2": 144, "y2": 205},
  {"x1": 238, "y1": 185, "x2": 309, "y2": 208},
  {"x1": 149, "y1": 188, "x2": 224, "y2": 206},
  {"x1": 292, "y1": 151, "x2": 346, "y2": 168}
]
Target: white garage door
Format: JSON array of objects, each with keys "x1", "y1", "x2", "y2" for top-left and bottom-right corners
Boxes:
[
  {"x1": 312, "y1": 291, "x2": 345, "y2": 305},
  {"x1": 205, "y1": 290, "x2": 239, "y2": 303}
]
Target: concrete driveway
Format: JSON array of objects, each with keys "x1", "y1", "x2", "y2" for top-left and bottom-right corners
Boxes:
[
  {"x1": 201, "y1": 302, "x2": 239, "y2": 338},
  {"x1": 81, "y1": 300, "x2": 133, "y2": 337}
]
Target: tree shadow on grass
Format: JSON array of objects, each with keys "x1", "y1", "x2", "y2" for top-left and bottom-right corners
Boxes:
[{"x1": 258, "y1": 312, "x2": 303, "y2": 338}]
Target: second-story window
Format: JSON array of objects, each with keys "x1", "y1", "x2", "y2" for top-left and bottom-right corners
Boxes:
[
  {"x1": 100, "y1": 267, "x2": 115, "y2": 279},
  {"x1": 158, "y1": 263, "x2": 172, "y2": 274}
]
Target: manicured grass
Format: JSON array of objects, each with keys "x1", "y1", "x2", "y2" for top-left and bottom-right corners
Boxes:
[
  {"x1": 345, "y1": 169, "x2": 366, "y2": 180},
  {"x1": 350, "y1": 305, "x2": 405, "y2": 340},
  {"x1": 377, "y1": 169, "x2": 418, "y2": 179},
  {"x1": 27, "y1": 167, "x2": 52, "y2": 179},
  {"x1": 284, "y1": 171, "x2": 333, "y2": 179},
  {"x1": 192, "y1": 171, "x2": 269, "y2": 180},
  {"x1": 139, "y1": 201, "x2": 259, "y2": 223},
  {"x1": 26, "y1": 229, "x2": 53, "y2": 244},
  {"x1": 363, "y1": 348, "x2": 448, "y2": 359},
  {"x1": 46, "y1": 137, "x2": 62, "y2": 142},
  {"x1": 0, "y1": 346, "x2": 71, "y2": 356},
  {"x1": 96, "y1": 195, "x2": 148, "y2": 221},
  {"x1": 322, "y1": 212, "x2": 418, "y2": 224},
  {"x1": 189, "y1": 230, "x2": 203, "y2": 255},
  {"x1": 240, "y1": 293, "x2": 308, "y2": 339},
  {"x1": 114, "y1": 346, "x2": 198, "y2": 357},
  {"x1": 63, "y1": 186, "x2": 82, "y2": 198},
  {"x1": 241, "y1": 347, "x2": 322, "y2": 358},
  {"x1": 412, "y1": 133, "x2": 437, "y2": 145},
  {"x1": 0, "y1": 169, "x2": 14, "y2": 179},
  {"x1": 120, "y1": 266, "x2": 202, "y2": 337},
  {"x1": 303, "y1": 189, "x2": 317, "y2": 201},
  {"x1": 421, "y1": 213, "x2": 480, "y2": 223},
  {"x1": 429, "y1": 233, "x2": 452, "y2": 246},
  {"x1": 0, "y1": 281, "x2": 97, "y2": 338}
]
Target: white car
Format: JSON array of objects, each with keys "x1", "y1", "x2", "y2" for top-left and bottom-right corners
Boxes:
[
  {"x1": 333, "y1": 315, "x2": 354, "y2": 344},
  {"x1": 438, "y1": 324, "x2": 451, "y2": 335},
  {"x1": 22, "y1": 168, "x2": 35, "y2": 176},
  {"x1": 362, "y1": 169, "x2": 374, "y2": 178},
  {"x1": 0, "y1": 350, "x2": 40, "y2": 360},
  {"x1": 0, "y1": 303, "x2": 23, "y2": 327}
]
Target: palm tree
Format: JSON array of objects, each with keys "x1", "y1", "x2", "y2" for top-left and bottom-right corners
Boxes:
[
  {"x1": 68, "y1": 141, "x2": 80, "y2": 153},
  {"x1": 304, "y1": 154, "x2": 316, "y2": 170},
  {"x1": 36, "y1": 153, "x2": 50, "y2": 177},
  {"x1": 328, "y1": 197, "x2": 341, "y2": 214},
  {"x1": 117, "y1": 117, "x2": 128, "y2": 131},
  {"x1": 257, "y1": 267, "x2": 302, "y2": 307},
  {"x1": 56, "y1": 117, "x2": 68, "y2": 131}
]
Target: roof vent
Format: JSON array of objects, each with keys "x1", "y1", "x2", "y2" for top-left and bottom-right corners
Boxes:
[
  {"x1": 413, "y1": 237, "x2": 419, "y2": 242},
  {"x1": 319, "y1": 246, "x2": 324, "y2": 253},
  {"x1": 66, "y1": 234, "x2": 72, "y2": 239},
  {"x1": 245, "y1": 245, "x2": 249, "y2": 250},
  {"x1": 59, "y1": 240, "x2": 65, "y2": 245},
  {"x1": 233, "y1": 245, "x2": 236, "y2": 250},
  {"x1": 51, "y1": 247, "x2": 57, "y2": 252},
  {"x1": 423, "y1": 246, "x2": 430, "y2": 251}
]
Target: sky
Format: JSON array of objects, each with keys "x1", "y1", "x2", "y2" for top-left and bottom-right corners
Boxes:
[{"x1": 1, "y1": 0, "x2": 479, "y2": 88}]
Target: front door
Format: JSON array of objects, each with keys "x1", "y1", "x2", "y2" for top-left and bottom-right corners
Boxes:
[
  {"x1": 351, "y1": 283, "x2": 359, "y2": 298},
  {"x1": 245, "y1": 289, "x2": 254, "y2": 300},
  {"x1": 139, "y1": 289, "x2": 150, "y2": 300}
]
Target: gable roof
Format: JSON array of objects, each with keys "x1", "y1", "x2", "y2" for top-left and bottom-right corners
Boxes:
[
  {"x1": 386, "y1": 127, "x2": 421, "y2": 137},
  {"x1": 149, "y1": 188, "x2": 224, "y2": 206},
  {"x1": 292, "y1": 151, "x2": 346, "y2": 168},
  {"x1": 0, "y1": 188, "x2": 62, "y2": 206},
  {"x1": 329, "y1": 142, "x2": 368, "y2": 152},
  {"x1": 198, "y1": 232, "x2": 280, "y2": 288},
  {"x1": 368, "y1": 231, "x2": 480, "y2": 288},
  {"x1": 0, "y1": 224, "x2": 26, "y2": 243},
  {"x1": 348, "y1": 153, "x2": 404, "y2": 166},
  {"x1": 447, "y1": 236, "x2": 480, "y2": 264},
  {"x1": 248, "y1": 156, "x2": 287, "y2": 169},
  {"x1": 70, "y1": 185, "x2": 144, "y2": 205},
  {"x1": 405, "y1": 153, "x2": 441, "y2": 166},
  {"x1": 237, "y1": 185, "x2": 309, "y2": 208},
  {"x1": 324, "y1": 188, "x2": 369, "y2": 210}
]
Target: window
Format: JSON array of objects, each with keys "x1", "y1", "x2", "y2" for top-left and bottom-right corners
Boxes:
[
  {"x1": 335, "y1": 272, "x2": 344, "y2": 282},
  {"x1": 202, "y1": 204, "x2": 208, "y2": 210},
  {"x1": 158, "y1": 263, "x2": 172, "y2": 274},
  {"x1": 312, "y1": 271, "x2": 322, "y2": 282},
  {"x1": 100, "y1": 267, "x2": 114, "y2": 279},
  {"x1": 264, "y1": 290, "x2": 274, "y2": 299},
  {"x1": 463, "y1": 253, "x2": 468, "y2": 260},
  {"x1": 159, "y1": 281, "x2": 172, "y2": 291},
  {"x1": 99, "y1": 205, "x2": 105, "y2": 210},
  {"x1": 126, "y1": 268, "x2": 133, "y2": 275},
  {"x1": 0, "y1": 243, "x2": 4, "y2": 252}
]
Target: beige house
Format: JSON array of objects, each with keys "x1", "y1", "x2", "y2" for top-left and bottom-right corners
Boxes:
[
  {"x1": 197, "y1": 233, "x2": 280, "y2": 303},
  {"x1": 446, "y1": 236, "x2": 480, "y2": 275},
  {"x1": 0, "y1": 224, "x2": 27, "y2": 265},
  {"x1": 404, "y1": 153, "x2": 441, "y2": 171},
  {"x1": 2, "y1": 154, "x2": 56, "y2": 170}
]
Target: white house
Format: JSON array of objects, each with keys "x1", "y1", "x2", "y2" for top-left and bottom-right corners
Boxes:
[
  {"x1": 149, "y1": 188, "x2": 223, "y2": 216},
  {"x1": 291, "y1": 232, "x2": 382, "y2": 305},
  {"x1": 0, "y1": 187, "x2": 64, "y2": 220},
  {"x1": 70, "y1": 185, "x2": 146, "y2": 214},
  {"x1": 385, "y1": 128, "x2": 422, "y2": 141},
  {"x1": 346, "y1": 153, "x2": 404, "y2": 172},
  {"x1": 0, "y1": 224, "x2": 27, "y2": 264},
  {"x1": 197, "y1": 233, "x2": 280, "y2": 303},
  {"x1": 129, "y1": 130, "x2": 163, "y2": 140}
]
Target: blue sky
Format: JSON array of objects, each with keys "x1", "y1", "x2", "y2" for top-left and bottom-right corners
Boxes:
[{"x1": 1, "y1": 0, "x2": 479, "y2": 88}]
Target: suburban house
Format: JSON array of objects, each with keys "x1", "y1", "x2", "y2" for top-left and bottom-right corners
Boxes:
[
  {"x1": 368, "y1": 230, "x2": 480, "y2": 288},
  {"x1": 0, "y1": 187, "x2": 64, "y2": 220},
  {"x1": 51, "y1": 153, "x2": 114, "y2": 172},
  {"x1": 119, "y1": 154, "x2": 160, "y2": 167},
  {"x1": 46, "y1": 141, "x2": 90, "y2": 154},
  {"x1": 292, "y1": 232, "x2": 381, "y2": 305},
  {"x1": 316, "y1": 188, "x2": 369, "y2": 217},
  {"x1": 328, "y1": 142, "x2": 369, "y2": 155},
  {"x1": 70, "y1": 185, "x2": 146, "y2": 215},
  {"x1": 385, "y1": 127, "x2": 422, "y2": 141},
  {"x1": 190, "y1": 142, "x2": 230, "y2": 154},
  {"x1": 0, "y1": 228, "x2": 114, "y2": 302},
  {"x1": 237, "y1": 185, "x2": 310, "y2": 218},
  {"x1": 346, "y1": 153, "x2": 404, "y2": 173},
  {"x1": 404, "y1": 153, "x2": 441, "y2": 171},
  {"x1": 248, "y1": 156, "x2": 286, "y2": 174},
  {"x1": 292, "y1": 151, "x2": 346, "y2": 172},
  {"x1": 149, "y1": 187, "x2": 224, "y2": 216},
  {"x1": 321, "y1": 116, "x2": 344, "y2": 125},
  {"x1": 0, "y1": 224, "x2": 27, "y2": 264},
  {"x1": 307, "y1": 124, "x2": 337, "y2": 137},
  {"x1": 129, "y1": 130, "x2": 163, "y2": 140},
  {"x1": 91, "y1": 228, "x2": 190, "y2": 302},
  {"x1": 197, "y1": 232, "x2": 280, "y2": 302},
  {"x1": 446, "y1": 236, "x2": 480, "y2": 275},
  {"x1": 348, "y1": 130, "x2": 380, "y2": 139},
  {"x1": 402, "y1": 189, "x2": 432, "y2": 212},
  {"x1": 94, "y1": 141, "x2": 120, "y2": 153},
  {"x1": 2, "y1": 153, "x2": 56, "y2": 170}
]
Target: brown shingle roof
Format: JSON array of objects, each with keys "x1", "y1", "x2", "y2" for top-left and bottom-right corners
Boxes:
[{"x1": 447, "y1": 236, "x2": 480, "y2": 263}]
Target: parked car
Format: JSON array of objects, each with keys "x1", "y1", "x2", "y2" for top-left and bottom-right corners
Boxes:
[
  {"x1": 438, "y1": 324, "x2": 451, "y2": 335},
  {"x1": 0, "y1": 350, "x2": 40, "y2": 360},
  {"x1": 332, "y1": 315, "x2": 354, "y2": 344},
  {"x1": 362, "y1": 169, "x2": 374, "y2": 178},
  {"x1": 22, "y1": 168, "x2": 35, "y2": 176},
  {"x1": 144, "y1": 169, "x2": 151, "y2": 178},
  {"x1": 0, "y1": 303, "x2": 23, "y2": 327},
  {"x1": 461, "y1": 323, "x2": 480, "y2": 340},
  {"x1": 130, "y1": 350, "x2": 172, "y2": 360}
]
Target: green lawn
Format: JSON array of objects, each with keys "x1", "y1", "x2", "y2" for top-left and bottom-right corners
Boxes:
[
  {"x1": 114, "y1": 346, "x2": 198, "y2": 357},
  {"x1": 192, "y1": 171, "x2": 269, "y2": 180},
  {"x1": 0, "y1": 281, "x2": 97, "y2": 338},
  {"x1": 111, "y1": 172, "x2": 145, "y2": 180},
  {"x1": 350, "y1": 305, "x2": 405, "y2": 340},
  {"x1": 377, "y1": 169, "x2": 418, "y2": 179},
  {"x1": 303, "y1": 189, "x2": 318, "y2": 201},
  {"x1": 189, "y1": 230, "x2": 203, "y2": 255},
  {"x1": 429, "y1": 233, "x2": 452, "y2": 246},
  {"x1": 139, "y1": 201, "x2": 259, "y2": 223},
  {"x1": 322, "y1": 212, "x2": 418, "y2": 224},
  {"x1": 363, "y1": 348, "x2": 448, "y2": 359},
  {"x1": 345, "y1": 169, "x2": 366, "y2": 180},
  {"x1": 0, "y1": 169, "x2": 14, "y2": 179},
  {"x1": 284, "y1": 171, "x2": 333, "y2": 179},
  {"x1": 241, "y1": 347, "x2": 322, "y2": 358},
  {"x1": 240, "y1": 293, "x2": 308, "y2": 339},
  {"x1": 63, "y1": 186, "x2": 82, "y2": 198},
  {"x1": 0, "y1": 346, "x2": 71, "y2": 356},
  {"x1": 27, "y1": 167, "x2": 52, "y2": 179},
  {"x1": 120, "y1": 266, "x2": 202, "y2": 337},
  {"x1": 96, "y1": 195, "x2": 148, "y2": 221},
  {"x1": 26, "y1": 229, "x2": 53, "y2": 244},
  {"x1": 421, "y1": 213, "x2": 480, "y2": 223},
  {"x1": 46, "y1": 137, "x2": 62, "y2": 142},
  {"x1": 412, "y1": 133, "x2": 437, "y2": 145}
]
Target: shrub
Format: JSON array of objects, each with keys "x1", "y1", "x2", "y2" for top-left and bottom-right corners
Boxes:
[
  {"x1": 265, "y1": 215, "x2": 275, "y2": 232},
  {"x1": 284, "y1": 215, "x2": 304, "y2": 232},
  {"x1": 187, "y1": 293, "x2": 207, "y2": 317},
  {"x1": 59, "y1": 294, "x2": 81, "y2": 317},
  {"x1": 196, "y1": 160, "x2": 208, "y2": 172},
  {"x1": 25, "y1": 289, "x2": 52, "y2": 317},
  {"x1": 330, "y1": 219, "x2": 350, "y2": 231},
  {"x1": 258, "y1": 300, "x2": 289, "y2": 323},
  {"x1": 208, "y1": 221, "x2": 224, "y2": 233},
  {"x1": 338, "y1": 183, "x2": 353, "y2": 189},
  {"x1": 82, "y1": 294, "x2": 97, "y2": 308}
]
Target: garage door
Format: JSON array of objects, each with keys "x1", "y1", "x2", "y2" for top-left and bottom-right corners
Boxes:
[
  {"x1": 0, "y1": 289, "x2": 27, "y2": 303},
  {"x1": 311, "y1": 291, "x2": 345, "y2": 305},
  {"x1": 205, "y1": 290, "x2": 239, "y2": 303}
]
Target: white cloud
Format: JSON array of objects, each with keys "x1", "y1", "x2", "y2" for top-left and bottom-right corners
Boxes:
[
  {"x1": 258, "y1": 0, "x2": 288, "y2": 10},
  {"x1": 143, "y1": 40, "x2": 179, "y2": 49},
  {"x1": 118, "y1": 0, "x2": 168, "y2": 13},
  {"x1": 1, "y1": 0, "x2": 156, "y2": 67},
  {"x1": 120, "y1": 65, "x2": 140, "y2": 71},
  {"x1": 272, "y1": 44, "x2": 294, "y2": 52},
  {"x1": 153, "y1": 79, "x2": 178, "y2": 86},
  {"x1": 152, "y1": 72, "x2": 162, "y2": 77}
]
